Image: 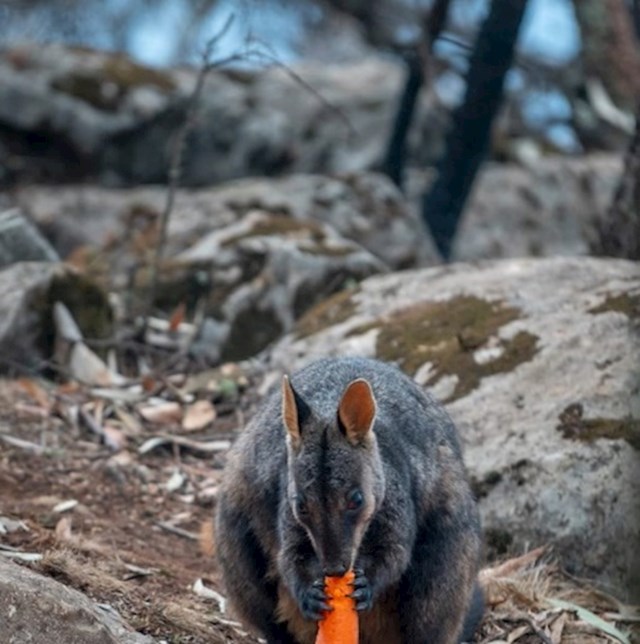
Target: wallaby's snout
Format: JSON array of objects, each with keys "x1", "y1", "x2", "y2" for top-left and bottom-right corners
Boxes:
[{"x1": 322, "y1": 562, "x2": 349, "y2": 577}]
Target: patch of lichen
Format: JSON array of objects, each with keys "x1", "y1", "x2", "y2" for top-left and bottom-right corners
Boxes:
[
  {"x1": 557, "y1": 403, "x2": 640, "y2": 450},
  {"x1": 470, "y1": 470, "x2": 503, "y2": 500},
  {"x1": 356, "y1": 296, "x2": 538, "y2": 403},
  {"x1": 295, "y1": 287, "x2": 360, "y2": 338},
  {"x1": 220, "y1": 215, "x2": 326, "y2": 247},
  {"x1": 298, "y1": 243, "x2": 355, "y2": 257},
  {"x1": 51, "y1": 56, "x2": 174, "y2": 111},
  {"x1": 589, "y1": 292, "x2": 640, "y2": 321}
]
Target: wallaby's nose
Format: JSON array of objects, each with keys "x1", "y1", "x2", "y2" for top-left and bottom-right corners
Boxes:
[{"x1": 323, "y1": 563, "x2": 348, "y2": 577}]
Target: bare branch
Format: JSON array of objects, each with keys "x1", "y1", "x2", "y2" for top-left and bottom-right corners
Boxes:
[{"x1": 143, "y1": 16, "x2": 236, "y2": 329}]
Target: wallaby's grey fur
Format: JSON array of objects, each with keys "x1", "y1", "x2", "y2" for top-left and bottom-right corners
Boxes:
[{"x1": 216, "y1": 357, "x2": 483, "y2": 644}]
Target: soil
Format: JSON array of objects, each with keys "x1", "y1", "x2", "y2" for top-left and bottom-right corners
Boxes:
[
  {"x1": 0, "y1": 378, "x2": 635, "y2": 644},
  {"x1": 0, "y1": 377, "x2": 259, "y2": 644}
]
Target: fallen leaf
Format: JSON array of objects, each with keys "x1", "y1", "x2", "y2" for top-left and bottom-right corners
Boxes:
[
  {"x1": 103, "y1": 424, "x2": 127, "y2": 451},
  {"x1": 193, "y1": 578, "x2": 227, "y2": 612},
  {"x1": 165, "y1": 469, "x2": 186, "y2": 492},
  {"x1": 0, "y1": 516, "x2": 29, "y2": 534},
  {"x1": 547, "y1": 598, "x2": 630, "y2": 644},
  {"x1": 182, "y1": 400, "x2": 216, "y2": 432},
  {"x1": 17, "y1": 378, "x2": 50, "y2": 409},
  {"x1": 53, "y1": 499, "x2": 78, "y2": 514},
  {"x1": 0, "y1": 434, "x2": 45, "y2": 454},
  {"x1": 548, "y1": 611, "x2": 567, "y2": 644},
  {"x1": 0, "y1": 551, "x2": 43, "y2": 562},
  {"x1": 138, "y1": 435, "x2": 230, "y2": 455},
  {"x1": 54, "y1": 515, "x2": 74, "y2": 542},
  {"x1": 138, "y1": 401, "x2": 183, "y2": 425},
  {"x1": 169, "y1": 302, "x2": 187, "y2": 332},
  {"x1": 69, "y1": 342, "x2": 126, "y2": 387}
]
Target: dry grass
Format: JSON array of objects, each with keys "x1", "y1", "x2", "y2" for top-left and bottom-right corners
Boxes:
[{"x1": 476, "y1": 547, "x2": 638, "y2": 643}]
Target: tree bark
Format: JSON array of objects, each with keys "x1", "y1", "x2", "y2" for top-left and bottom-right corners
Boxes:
[
  {"x1": 381, "y1": 0, "x2": 451, "y2": 187},
  {"x1": 421, "y1": 0, "x2": 529, "y2": 260},
  {"x1": 590, "y1": 106, "x2": 640, "y2": 259},
  {"x1": 572, "y1": 0, "x2": 640, "y2": 111}
]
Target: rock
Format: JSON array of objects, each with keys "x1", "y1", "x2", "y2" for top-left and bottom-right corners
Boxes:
[
  {"x1": 0, "y1": 44, "x2": 446, "y2": 186},
  {"x1": 407, "y1": 154, "x2": 622, "y2": 261},
  {"x1": 177, "y1": 209, "x2": 386, "y2": 362},
  {"x1": 0, "y1": 208, "x2": 59, "y2": 267},
  {"x1": 17, "y1": 172, "x2": 437, "y2": 269},
  {"x1": 0, "y1": 262, "x2": 112, "y2": 374},
  {"x1": 0, "y1": 557, "x2": 153, "y2": 644},
  {"x1": 265, "y1": 257, "x2": 640, "y2": 598}
]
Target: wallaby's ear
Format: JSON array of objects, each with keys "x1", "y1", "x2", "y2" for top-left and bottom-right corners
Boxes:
[
  {"x1": 338, "y1": 378, "x2": 377, "y2": 446},
  {"x1": 282, "y1": 375, "x2": 301, "y2": 450}
]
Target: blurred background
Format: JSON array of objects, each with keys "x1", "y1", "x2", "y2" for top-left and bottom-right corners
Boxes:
[{"x1": 0, "y1": 4, "x2": 639, "y2": 642}]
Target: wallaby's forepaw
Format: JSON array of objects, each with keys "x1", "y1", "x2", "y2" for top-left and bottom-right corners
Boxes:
[
  {"x1": 350, "y1": 568, "x2": 373, "y2": 612},
  {"x1": 298, "y1": 579, "x2": 331, "y2": 621}
]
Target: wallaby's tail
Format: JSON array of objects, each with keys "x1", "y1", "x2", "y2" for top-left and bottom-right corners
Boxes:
[{"x1": 459, "y1": 581, "x2": 484, "y2": 642}]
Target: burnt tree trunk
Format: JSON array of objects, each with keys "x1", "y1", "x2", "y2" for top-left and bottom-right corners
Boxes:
[
  {"x1": 381, "y1": 0, "x2": 451, "y2": 187},
  {"x1": 590, "y1": 108, "x2": 640, "y2": 259},
  {"x1": 421, "y1": 0, "x2": 528, "y2": 260},
  {"x1": 572, "y1": 0, "x2": 640, "y2": 111}
]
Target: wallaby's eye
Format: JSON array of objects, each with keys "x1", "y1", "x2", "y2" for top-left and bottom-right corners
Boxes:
[{"x1": 346, "y1": 489, "x2": 364, "y2": 512}]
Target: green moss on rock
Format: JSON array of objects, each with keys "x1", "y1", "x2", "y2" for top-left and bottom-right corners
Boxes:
[
  {"x1": 36, "y1": 271, "x2": 113, "y2": 359},
  {"x1": 355, "y1": 296, "x2": 538, "y2": 402},
  {"x1": 220, "y1": 215, "x2": 326, "y2": 247},
  {"x1": 51, "y1": 56, "x2": 174, "y2": 111},
  {"x1": 589, "y1": 292, "x2": 640, "y2": 321},
  {"x1": 557, "y1": 403, "x2": 640, "y2": 450},
  {"x1": 295, "y1": 287, "x2": 360, "y2": 338}
]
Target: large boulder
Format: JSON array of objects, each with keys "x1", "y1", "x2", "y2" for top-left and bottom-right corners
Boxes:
[
  {"x1": 16, "y1": 172, "x2": 437, "y2": 269},
  {"x1": 265, "y1": 257, "x2": 640, "y2": 599},
  {"x1": 0, "y1": 558, "x2": 153, "y2": 644},
  {"x1": 178, "y1": 210, "x2": 387, "y2": 362},
  {"x1": 0, "y1": 208, "x2": 59, "y2": 267},
  {"x1": 454, "y1": 155, "x2": 622, "y2": 261},
  {"x1": 0, "y1": 262, "x2": 112, "y2": 374},
  {"x1": 408, "y1": 154, "x2": 622, "y2": 262},
  {"x1": 0, "y1": 44, "x2": 446, "y2": 186}
]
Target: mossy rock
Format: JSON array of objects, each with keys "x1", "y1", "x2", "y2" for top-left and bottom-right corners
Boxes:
[
  {"x1": 221, "y1": 305, "x2": 284, "y2": 362},
  {"x1": 36, "y1": 271, "x2": 113, "y2": 359},
  {"x1": 294, "y1": 287, "x2": 360, "y2": 339},
  {"x1": 220, "y1": 215, "x2": 326, "y2": 248},
  {"x1": 557, "y1": 403, "x2": 640, "y2": 450},
  {"x1": 350, "y1": 296, "x2": 539, "y2": 403},
  {"x1": 51, "y1": 56, "x2": 174, "y2": 111},
  {"x1": 589, "y1": 291, "x2": 640, "y2": 321}
]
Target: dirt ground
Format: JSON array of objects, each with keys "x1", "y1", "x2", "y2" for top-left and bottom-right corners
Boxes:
[
  {"x1": 0, "y1": 377, "x2": 636, "y2": 644},
  {"x1": 0, "y1": 376, "x2": 260, "y2": 643}
]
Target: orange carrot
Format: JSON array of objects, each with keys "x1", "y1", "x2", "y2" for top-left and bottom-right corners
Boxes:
[{"x1": 315, "y1": 570, "x2": 358, "y2": 644}]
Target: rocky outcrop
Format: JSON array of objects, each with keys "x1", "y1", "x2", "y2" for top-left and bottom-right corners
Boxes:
[
  {"x1": 408, "y1": 154, "x2": 623, "y2": 262},
  {"x1": 0, "y1": 262, "x2": 113, "y2": 374},
  {"x1": 0, "y1": 44, "x2": 445, "y2": 186},
  {"x1": 17, "y1": 172, "x2": 436, "y2": 269},
  {"x1": 0, "y1": 557, "x2": 153, "y2": 644},
  {"x1": 265, "y1": 256, "x2": 640, "y2": 599},
  {"x1": 179, "y1": 210, "x2": 386, "y2": 362},
  {"x1": 0, "y1": 208, "x2": 59, "y2": 267}
]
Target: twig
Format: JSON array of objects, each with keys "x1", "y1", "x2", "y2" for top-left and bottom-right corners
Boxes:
[
  {"x1": 252, "y1": 48, "x2": 356, "y2": 138},
  {"x1": 155, "y1": 521, "x2": 199, "y2": 541},
  {"x1": 143, "y1": 15, "x2": 236, "y2": 329}
]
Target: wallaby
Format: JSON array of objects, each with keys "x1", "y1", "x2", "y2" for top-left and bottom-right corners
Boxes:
[{"x1": 215, "y1": 357, "x2": 483, "y2": 644}]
